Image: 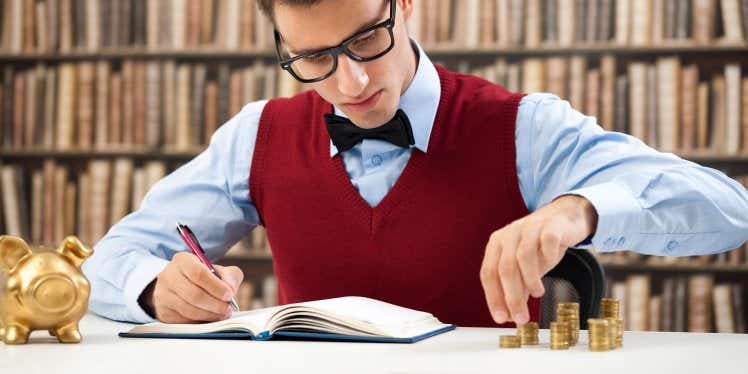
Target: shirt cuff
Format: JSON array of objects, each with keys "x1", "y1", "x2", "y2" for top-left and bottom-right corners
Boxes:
[
  {"x1": 123, "y1": 254, "x2": 170, "y2": 323},
  {"x1": 560, "y1": 182, "x2": 642, "y2": 252}
]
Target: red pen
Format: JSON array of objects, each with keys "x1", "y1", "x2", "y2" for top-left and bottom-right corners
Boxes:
[{"x1": 176, "y1": 222, "x2": 240, "y2": 312}]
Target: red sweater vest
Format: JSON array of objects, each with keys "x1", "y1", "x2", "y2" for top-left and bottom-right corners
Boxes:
[{"x1": 250, "y1": 66, "x2": 539, "y2": 327}]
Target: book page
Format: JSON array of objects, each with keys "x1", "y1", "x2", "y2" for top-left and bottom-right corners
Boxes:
[{"x1": 268, "y1": 296, "x2": 451, "y2": 338}]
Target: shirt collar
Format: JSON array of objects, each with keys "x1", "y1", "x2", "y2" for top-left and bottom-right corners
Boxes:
[{"x1": 329, "y1": 40, "x2": 441, "y2": 157}]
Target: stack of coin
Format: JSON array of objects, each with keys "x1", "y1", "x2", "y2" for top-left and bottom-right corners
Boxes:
[
  {"x1": 557, "y1": 302, "x2": 580, "y2": 345},
  {"x1": 499, "y1": 335, "x2": 521, "y2": 348},
  {"x1": 588, "y1": 318, "x2": 612, "y2": 351},
  {"x1": 606, "y1": 317, "x2": 623, "y2": 348},
  {"x1": 600, "y1": 298, "x2": 624, "y2": 348},
  {"x1": 549, "y1": 321, "x2": 570, "y2": 350},
  {"x1": 517, "y1": 322, "x2": 539, "y2": 345},
  {"x1": 600, "y1": 298, "x2": 620, "y2": 319}
]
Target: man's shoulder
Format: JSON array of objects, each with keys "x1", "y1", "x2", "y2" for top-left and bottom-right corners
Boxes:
[{"x1": 519, "y1": 92, "x2": 562, "y2": 105}]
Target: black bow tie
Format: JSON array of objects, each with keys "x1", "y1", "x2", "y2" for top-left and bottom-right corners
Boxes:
[{"x1": 324, "y1": 109, "x2": 415, "y2": 153}]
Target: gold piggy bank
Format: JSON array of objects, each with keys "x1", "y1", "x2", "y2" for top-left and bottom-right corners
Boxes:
[{"x1": 0, "y1": 235, "x2": 93, "y2": 344}]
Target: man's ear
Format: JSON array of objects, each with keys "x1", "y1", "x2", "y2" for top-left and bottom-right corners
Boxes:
[
  {"x1": 57, "y1": 236, "x2": 93, "y2": 268},
  {"x1": 0, "y1": 236, "x2": 32, "y2": 272}
]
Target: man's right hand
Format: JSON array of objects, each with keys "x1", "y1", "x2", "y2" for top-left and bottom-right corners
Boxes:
[{"x1": 141, "y1": 252, "x2": 244, "y2": 323}]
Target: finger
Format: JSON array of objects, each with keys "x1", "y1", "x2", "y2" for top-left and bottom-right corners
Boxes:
[
  {"x1": 169, "y1": 269, "x2": 232, "y2": 315},
  {"x1": 176, "y1": 253, "x2": 235, "y2": 302},
  {"x1": 164, "y1": 289, "x2": 232, "y2": 323},
  {"x1": 498, "y1": 232, "x2": 530, "y2": 324},
  {"x1": 215, "y1": 265, "x2": 244, "y2": 295},
  {"x1": 480, "y1": 231, "x2": 509, "y2": 324},
  {"x1": 516, "y1": 225, "x2": 545, "y2": 298}
]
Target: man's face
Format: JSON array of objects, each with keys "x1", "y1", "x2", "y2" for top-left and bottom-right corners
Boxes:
[{"x1": 274, "y1": 0, "x2": 415, "y2": 129}]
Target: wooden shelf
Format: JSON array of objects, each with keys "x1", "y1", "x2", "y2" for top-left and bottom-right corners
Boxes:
[
  {"x1": 601, "y1": 261, "x2": 748, "y2": 274},
  {"x1": 0, "y1": 146, "x2": 205, "y2": 160},
  {"x1": 425, "y1": 42, "x2": 748, "y2": 57},
  {"x1": 3, "y1": 148, "x2": 748, "y2": 164},
  {"x1": 0, "y1": 48, "x2": 278, "y2": 61},
  {"x1": 676, "y1": 152, "x2": 748, "y2": 164},
  {"x1": 1, "y1": 43, "x2": 747, "y2": 61}
]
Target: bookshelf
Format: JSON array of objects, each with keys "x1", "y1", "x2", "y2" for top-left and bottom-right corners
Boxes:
[
  {"x1": 1, "y1": 0, "x2": 748, "y2": 332},
  {"x1": 1, "y1": 43, "x2": 748, "y2": 61},
  {"x1": 602, "y1": 261, "x2": 748, "y2": 274}
]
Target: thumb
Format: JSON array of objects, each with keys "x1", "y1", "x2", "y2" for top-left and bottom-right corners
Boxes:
[{"x1": 215, "y1": 265, "x2": 244, "y2": 295}]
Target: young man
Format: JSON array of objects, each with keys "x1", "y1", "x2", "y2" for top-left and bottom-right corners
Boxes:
[{"x1": 83, "y1": 0, "x2": 748, "y2": 326}]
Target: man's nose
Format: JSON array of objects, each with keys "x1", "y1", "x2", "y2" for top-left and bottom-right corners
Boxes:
[{"x1": 335, "y1": 55, "x2": 369, "y2": 98}]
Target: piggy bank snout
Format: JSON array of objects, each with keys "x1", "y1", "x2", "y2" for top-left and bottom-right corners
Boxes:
[{"x1": 30, "y1": 275, "x2": 77, "y2": 312}]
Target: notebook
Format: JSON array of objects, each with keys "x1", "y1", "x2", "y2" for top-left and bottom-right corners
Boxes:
[{"x1": 119, "y1": 296, "x2": 456, "y2": 343}]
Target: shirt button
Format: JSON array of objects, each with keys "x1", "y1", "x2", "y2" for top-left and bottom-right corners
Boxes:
[
  {"x1": 666, "y1": 240, "x2": 679, "y2": 252},
  {"x1": 371, "y1": 154, "x2": 383, "y2": 166}
]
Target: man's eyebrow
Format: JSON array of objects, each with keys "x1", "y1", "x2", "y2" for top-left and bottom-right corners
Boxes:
[{"x1": 286, "y1": 8, "x2": 387, "y2": 55}]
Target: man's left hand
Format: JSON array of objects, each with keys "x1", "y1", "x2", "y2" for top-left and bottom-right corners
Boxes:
[{"x1": 479, "y1": 194, "x2": 598, "y2": 325}]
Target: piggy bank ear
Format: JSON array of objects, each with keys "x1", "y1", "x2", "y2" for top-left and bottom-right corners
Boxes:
[
  {"x1": 58, "y1": 236, "x2": 93, "y2": 268},
  {"x1": 0, "y1": 236, "x2": 32, "y2": 272}
]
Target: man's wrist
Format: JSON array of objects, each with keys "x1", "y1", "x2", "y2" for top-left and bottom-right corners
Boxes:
[
  {"x1": 576, "y1": 195, "x2": 598, "y2": 239},
  {"x1": 554, "y1": 194, "x2": 599, "y2": 243}
]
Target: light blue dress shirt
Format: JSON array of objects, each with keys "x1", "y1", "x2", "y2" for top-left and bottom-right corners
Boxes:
[{"x1": 82, "y1": 43, "x2": 748, "y2": 323}]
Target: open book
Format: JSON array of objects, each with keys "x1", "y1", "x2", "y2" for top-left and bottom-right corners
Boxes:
[{"x1": 119, "y1": 296, "x2": 456, "y2": 343}]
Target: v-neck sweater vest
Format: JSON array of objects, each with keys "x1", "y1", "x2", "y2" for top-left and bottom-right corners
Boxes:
[{"x1": 249, "y1": 65, "x2": 539, "y2": 327}]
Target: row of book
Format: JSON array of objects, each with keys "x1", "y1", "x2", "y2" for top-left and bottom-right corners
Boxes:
[
  {"x1": 608, "y1": 274, "x2": 747, "y2": 333},
  {"x1": 0, "y1": 159, "x2": 167, "y2": 247},
  {"x1": 0, "y1": 157, "x2": 277, "y2": 253},
  {"x1": 3, "y1": 0, "x2": 748, "y2": 54},
  {"x1": 0, "y1": 0, "x2": 274, "y2": 53},
  {"x1": 233, "y1": 275, "x2": 278, "y2": 311},
  {"x1": 411, "y1": 0, "x2": 748, "y2": 49},
  {"x1": 0, "y1": 60, "x2": 301, "y2": 150},
  {"x1": 460, "y1": 56, "x2": 748, "y2": 154},
  {"x1": 226, "y1": 226, "x2": 272, "y2": 257},
  {"x1": 2, "y1": 57, "x2": 748, "y2": 154}
]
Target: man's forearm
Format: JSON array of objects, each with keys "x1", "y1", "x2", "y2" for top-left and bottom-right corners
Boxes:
[{"x1": 82, "y1": 236, "x2": 169, "y2": 323}]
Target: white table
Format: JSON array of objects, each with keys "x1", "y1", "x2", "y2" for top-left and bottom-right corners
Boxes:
[{"x1": 2, "y1": 313, "x2": 748, "y2": 374}]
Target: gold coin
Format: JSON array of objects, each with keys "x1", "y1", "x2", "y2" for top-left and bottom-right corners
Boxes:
[
  {"x1": 517, "y1": 322, "x2": 539, "y2": 345},
  {"x1": 550, "y1": 321, "x2": 570, "y2": 350},
  {"x1": 499, "y1": 334, "x2": 521, "y2": 348},
  {"x1": 600, "y1": 298, "x2": 621, "y2": 319},
  {"x1": 588, "y1": 318, "x2": 612, "y2": 352}
]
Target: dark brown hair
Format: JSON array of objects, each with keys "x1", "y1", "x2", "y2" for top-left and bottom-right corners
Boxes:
[{"x1": 256, "y1": 0, "x2": 323, "y2": 24}]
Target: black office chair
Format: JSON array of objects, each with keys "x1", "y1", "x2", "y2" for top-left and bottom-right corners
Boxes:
[{"x1": 540, "y1": 248, "x2": 605, "y2": 329}]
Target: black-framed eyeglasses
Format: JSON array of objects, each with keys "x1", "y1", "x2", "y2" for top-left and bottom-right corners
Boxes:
[{"x1": 274, "y1": 0, "x2": 396, "y2": 83}]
